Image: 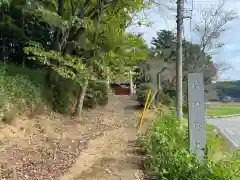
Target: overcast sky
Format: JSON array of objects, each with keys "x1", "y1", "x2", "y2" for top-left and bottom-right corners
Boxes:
[{"x1": 128, "y1": 0, "x2": 240, "y2": 81}]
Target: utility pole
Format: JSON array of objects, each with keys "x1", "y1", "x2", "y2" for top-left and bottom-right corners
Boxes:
[{"x1": 176, "y1": 0, "x2": 184, "y2": 118}]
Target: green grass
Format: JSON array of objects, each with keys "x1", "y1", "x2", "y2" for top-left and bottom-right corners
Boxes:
[
  {"x1": 180, "y1": 117, "x2": 229, "y2": 162},
  {"x1": 206, "y1": 103, "x2": 240, "y2": 116},
  {"x1": 138, "y1": 112, "x2": 240, "y2": 180},
  {"x1": 206, "y1": 124, "x2": 230, "y2": 162},
  {"x1": 0, "y1": 63, "x2": 46, "y2": 112}
]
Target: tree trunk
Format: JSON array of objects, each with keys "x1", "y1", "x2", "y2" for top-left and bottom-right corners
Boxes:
[{"x1": 73, "y1": 79, "x2": 88, "y2": 120}]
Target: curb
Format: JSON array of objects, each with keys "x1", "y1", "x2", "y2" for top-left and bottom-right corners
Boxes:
[
  {"x1": 206, "y1": 114, "x2": 240, "y2": 119},
  {"x1": 213, "y1": 126, "x2": 238, "y2": 151}
]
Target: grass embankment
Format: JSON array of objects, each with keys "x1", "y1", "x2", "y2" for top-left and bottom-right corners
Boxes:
[
  {"x1": 206, "y1": 103, "x2": 240, "y2": 117},
  {"x1": 0, "y1": 63, "x2": 109, "y2": 123},
  {"x1": 0, "y1": 64, "x2": 46, "y2": 122},
  {"x1": 138, "y1": 109, "x2": 240, "y2": 180}
]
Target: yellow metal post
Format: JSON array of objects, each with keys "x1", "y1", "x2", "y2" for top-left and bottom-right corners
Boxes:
[
  {"x1": 137, "y1": 89, "x2": 151, "y2": 130},
  {"x1": 146, "y1": 90, "x2": 158, "y2": 110}
]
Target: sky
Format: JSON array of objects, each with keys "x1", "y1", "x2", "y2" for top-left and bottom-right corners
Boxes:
[{"x1": 128, "y1": 0, "x2": 240, "y2": 81}]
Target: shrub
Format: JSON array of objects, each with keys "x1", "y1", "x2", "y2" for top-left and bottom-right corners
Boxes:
[
  {"x1": 138, "y1": 113, "x2": 240, "y2": 180},
  {"x1": 0, "y1": 64, "x2": 47, "y2": 121},
  {"x1": 0, "y1": 65, "x2": 42, "y2": 109},
  {"x1": 84, "y1": 80, "x2": 109, "y2": 108},
  {"x1": 50, "y1": 75, "x2": 77, "y2": 114},
  {"x1": 158, "y1": 92, "x2": 175, "y2": 106},
  {"x1": 133, "y1": 71, "x2": 147, "y2": 89},
  {"x1": 136, "y1": 83, "x2": 157, "y2": 107},
  {"x1": 0, "y1": 63, "x2": 77, "y2": 114},
  {"x1": 136, "y1": 82, "x2": 176, "y2": 107}
]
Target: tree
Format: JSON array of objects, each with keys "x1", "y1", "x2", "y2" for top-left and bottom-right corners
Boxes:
[
  {"x1": 0, "y1": 0, "x2": 53, "y2": 66},
  {"x1": 152, "y1": 30, "x2": 176, "y2": 51},
  {"x1": 151, "y1": 0, "x2": 236, "y2": 84},
  {"x1": 151, "y1": 30, "x2": 217, "y2": 86},
  {"x1": 22, "y1": 0, "x2": 148, "y2": 119},
  {"x1": 191, "y1": 0, "x2": 237, "y2": 72},
  {"x1": 215, "y1": 80, "x2": 240, "y2": 98}
]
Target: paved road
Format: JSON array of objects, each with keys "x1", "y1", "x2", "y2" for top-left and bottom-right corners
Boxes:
[{"x1": 207, "y1": 117, "x2": 240, "y2": 149}]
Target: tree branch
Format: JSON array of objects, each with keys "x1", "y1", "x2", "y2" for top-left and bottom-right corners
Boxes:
[{"x1": 190, "y1": 0, "x2": 237, "y2": 73}]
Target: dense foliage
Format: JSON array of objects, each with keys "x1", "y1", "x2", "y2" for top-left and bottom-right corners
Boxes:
[
  {"x1": 138, "y1": 112, "x2": 240, "y2": 180},
  {"x1": 0, "y1": 0, "x2": 149, "y2": 117},
  {"x1": 151, "y1": 30, "x2": 217, "y2": 87},
  {"x1": 136, "y1": 83, "x2": 156, "y2": 106},
  {"x1": 84, "y1": 80, "x2": 109, "y2": 108},
  {"x1": 0, "y1": 63, "x2": 45, "y2": 123},
  {"x1": 215, "y1": 81, "x2": 240, "y2": 98},
  {"x1": 0, "y1": 64, "x2": 42, "y2": 109},
  {"x1": 134, "y1": 29, "x2": 217, "y2": 106}
]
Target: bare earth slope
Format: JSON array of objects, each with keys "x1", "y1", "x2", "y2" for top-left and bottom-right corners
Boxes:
[{"x1": 0, "y1": 95, "x2": 148, "y2": 180}]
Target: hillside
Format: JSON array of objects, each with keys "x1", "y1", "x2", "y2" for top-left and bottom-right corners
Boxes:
[
  {"x1": 0, "y1": 61, "x2": 156, "y2": 179},
  {"x1": 0, "y1": 72, "x2": 148, "y2": 179},
  {"x1": 215, "y1": 80, "x2": 240, "y2": 98}
]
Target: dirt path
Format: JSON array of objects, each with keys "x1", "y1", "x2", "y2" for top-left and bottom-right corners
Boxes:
[
  {"x1": 0, "y1": 94, "x2": 151, "y2": 179},
  {"x1": 61, "y1": 95, "x2": 145, "y2": 180}
]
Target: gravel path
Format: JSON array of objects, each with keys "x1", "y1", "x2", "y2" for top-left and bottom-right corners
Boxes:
[
  {"x1": 61, "y1": 95, "x2": 145, "y2": 180},
  {"x1": 0, "y1": 95, "x2": 146, "y2": 180}
]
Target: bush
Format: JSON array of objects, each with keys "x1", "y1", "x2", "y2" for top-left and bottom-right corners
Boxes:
[
  {"x1": 0, "y1": 63, "x2": 79, "y2": 114},
  {"x1": 0, "y1": 63, "x2": 111, "y2": 115},
  {"x1": 0, "y1": 63, "x2": 110, "y2": 115},
  {"x1": 158, "y1": 92, "x2": 175, "y2": 106},
  {"x1": 136, "y1": 82, "x2": 176, "y2": 107},
  {"x1": 50, "y1": 74, "x2": 78, "y2": 114},
  {"x1": 84, "y1": 80, "x2": 108, "y2": 108},
  {"x1": 136, "y1": 83, "x2": 157, "y2": 107},
  {"x1": 138, "y1": 113, "x2": 240, "y2": 180},
  {"x1": 133, "y1": 71, "x2": 147, "y2": 89},
  {"x1": 0, "y1": 64, "x2": 46, "y2": 121},
  {"x1": 0, "y1": 65, "x2": 42, "y2": 109}
]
